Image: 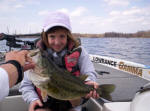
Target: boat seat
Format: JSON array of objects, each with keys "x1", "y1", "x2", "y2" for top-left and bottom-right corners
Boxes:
[
  {"x1": 103, "y1": 102, "x2": 131, "y2": 111},
  {"x1": 0, "y1": 95, "x2": 28, "y2": 111}
]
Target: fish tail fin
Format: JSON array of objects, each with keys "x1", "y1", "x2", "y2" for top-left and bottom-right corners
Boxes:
[{"x1": 96, "y1": 84, "x2": 115, "y2": 101}]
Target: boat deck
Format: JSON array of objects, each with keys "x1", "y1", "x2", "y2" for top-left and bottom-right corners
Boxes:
[{"x1": 93, "y1": 63, "x2": 149, "y2": 102}]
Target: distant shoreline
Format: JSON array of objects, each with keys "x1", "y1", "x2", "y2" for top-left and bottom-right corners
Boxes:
[{"x1": 16, "y1": 30, "x2": 150, "y2": 38}]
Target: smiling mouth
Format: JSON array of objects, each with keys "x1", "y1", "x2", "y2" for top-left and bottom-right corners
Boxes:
[
  {"x1": 54, "y1": 46, "x2": 61, "y2": 49},
  {"x1": 52, "y1": 46, "x2": 62, "y2": 52}
]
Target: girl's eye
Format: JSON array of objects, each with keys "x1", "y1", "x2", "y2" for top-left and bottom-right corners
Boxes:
[
  {"x1": 60, "y1": 35, "x2": 66, "y2": 39},
  {"x1": 49, "y1": 35, "x2": 55, "y2": 39}
]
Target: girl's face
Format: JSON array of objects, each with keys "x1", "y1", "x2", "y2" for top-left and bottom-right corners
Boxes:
[{"x1": 47, "y1": 28, "x2": 68, "y2": 52}]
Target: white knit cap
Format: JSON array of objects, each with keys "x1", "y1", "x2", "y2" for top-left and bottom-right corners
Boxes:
[{"x1": 43, "y1": 11, "x2": 72, "y2": 32}]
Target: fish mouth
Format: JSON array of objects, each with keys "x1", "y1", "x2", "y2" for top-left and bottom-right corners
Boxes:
[{"x1": 28, "y1": 49, "x2": 40, "y2": 57}]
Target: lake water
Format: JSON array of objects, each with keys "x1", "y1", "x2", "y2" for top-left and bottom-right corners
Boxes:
[
  {"x1": 81, "y1": 38, "x2": 150, "y2": 66},
  {"x1": 0, "y1": 37, "x2": 150, "y2": 65}
]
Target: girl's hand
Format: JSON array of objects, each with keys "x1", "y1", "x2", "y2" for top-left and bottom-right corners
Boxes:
[
  {"x1": 85, "y1": 81, "x2": 100, "y2": 99},
  {"x1": 29, "y1": 99, "x2": 43, "y2": 111}
]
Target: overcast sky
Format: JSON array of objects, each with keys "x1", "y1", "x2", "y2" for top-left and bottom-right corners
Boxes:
[{"x1": 0, "y1": 0, "x2": 150, "y2": 34}]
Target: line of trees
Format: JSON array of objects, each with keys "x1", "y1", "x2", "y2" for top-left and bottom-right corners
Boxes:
[
  {"x1": 16, "y1": 30, "x2": 150, "y2": 38},
  {"x1": 104, "y1": 30, "x2": 150, "y2": 38}
]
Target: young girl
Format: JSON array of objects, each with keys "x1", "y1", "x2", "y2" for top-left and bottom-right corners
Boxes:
[{"x1": 19, "y1": 11, "x2": 99, "y2": 111}]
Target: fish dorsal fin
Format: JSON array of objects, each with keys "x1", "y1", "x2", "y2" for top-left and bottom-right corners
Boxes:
[{"x1": 78, "y1": 75, "x2": 88, "y2": 81}]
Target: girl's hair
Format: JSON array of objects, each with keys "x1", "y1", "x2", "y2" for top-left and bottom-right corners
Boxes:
[{"x1": 41, "y1": 26, "x2": 79, "y2": 48}]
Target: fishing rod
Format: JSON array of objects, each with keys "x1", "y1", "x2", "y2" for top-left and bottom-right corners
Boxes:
[
  {"x1": 0, "y1": 33, "x2": 40, "y2": 62},
  {"x1": 0, "y1": 33, "x2": 38, "y2": 51}
]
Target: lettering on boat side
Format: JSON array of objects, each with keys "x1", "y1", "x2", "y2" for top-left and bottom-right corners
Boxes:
[
  {"x1": 92, "y1": 57, "x2": 117, "y2": 67},
  {"x1": 119, "y1": 62, "x2": 142, "y2": 76}
]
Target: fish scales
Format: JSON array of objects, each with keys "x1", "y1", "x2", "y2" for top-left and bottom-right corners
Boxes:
[{"x1": 40, "y1": 52, "x2": 91, "y2": 92}]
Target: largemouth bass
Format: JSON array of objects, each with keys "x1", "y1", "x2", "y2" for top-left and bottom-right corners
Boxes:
[{"x1": 27, "y1": 49, "x2": 115, "y2": 101}]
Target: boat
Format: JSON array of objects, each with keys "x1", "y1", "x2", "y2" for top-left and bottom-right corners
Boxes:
[
  {"x1": 0, "y1": 33, "x2": 150, "y2": 111},
  {"x1": 0, "y1": 54, "x2": 150, "y2": 111}
]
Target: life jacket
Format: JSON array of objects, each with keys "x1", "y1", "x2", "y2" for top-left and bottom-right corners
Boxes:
[{"x1": 64, "y1": 47, "x2": 82, "y2": 76}]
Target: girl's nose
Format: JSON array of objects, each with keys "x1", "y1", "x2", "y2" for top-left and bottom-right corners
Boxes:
[{"x1": 54, "y1": 37, "x2": 60, "y2": 45}]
